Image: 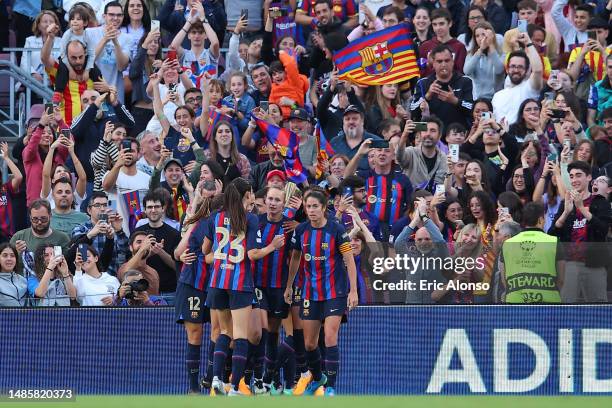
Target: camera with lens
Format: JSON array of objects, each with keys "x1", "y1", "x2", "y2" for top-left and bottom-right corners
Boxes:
[{"x1": 125, "y1": 279, "x2": 149, "y2": 299}]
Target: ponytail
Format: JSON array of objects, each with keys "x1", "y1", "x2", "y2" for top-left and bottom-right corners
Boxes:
[{"x1": 223, "y1": 178, "x2": 252, "y2": 235}]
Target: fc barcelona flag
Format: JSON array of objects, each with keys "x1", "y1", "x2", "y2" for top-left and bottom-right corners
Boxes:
[
  {"x1": 206, "y1": 108, "x2": 238, "y2": 143},
  {"x1": 333, "y1": 23, "x2": 419, "y2": 85},
  {"x1": 184, "y1": 62, "x2": 217, "y2": 89},
  {"x1": 314, "y1": 123, "x2": 335, "y2": 179},
  {"x1": 254, "y1": 118, "x2": 307, "y2": 184},
  {"x1": 122, "y1": 190, "x2": 144, "y2": 233}
]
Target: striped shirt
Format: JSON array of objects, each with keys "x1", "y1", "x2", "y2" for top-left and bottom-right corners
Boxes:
[
  {"x1": 205, "y1": 211, "x2": 259, "y2": 292},
  {"x1": 290, "y1": 220, "x2": 352, "y2": 301},
  {"x1": 255, "y1": 214, "x2": 291, "y2": 288},
  {"x1": 46, "y1": 62, "x2": 101, "y2": 125},
  {"x1": 178, "y1": 219, "x2": 211, "y2": 291}
]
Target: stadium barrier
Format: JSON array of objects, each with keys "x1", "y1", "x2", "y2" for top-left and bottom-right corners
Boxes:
[{"x1": 1, "y1": 306, "x2": 612, "y2": 395}]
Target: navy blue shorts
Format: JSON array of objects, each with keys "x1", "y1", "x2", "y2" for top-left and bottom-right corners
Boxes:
[
  {"x1": 300, "y1": 297, "x2": 347, "y2": 321},
  {"x1": 175, "y1": 282, "x2": 210, "y2": 324},
  {"x1": 255, "y1": 287, "x2": 289, "y2": 319},
  {"x1": 206, "y1": 287, "x2": 255, "y2": 310}
]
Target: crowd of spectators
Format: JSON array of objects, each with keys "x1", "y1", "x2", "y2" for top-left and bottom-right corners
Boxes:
[{"x1": 0, "y1": 0, "x2": 610, "y2": 307}]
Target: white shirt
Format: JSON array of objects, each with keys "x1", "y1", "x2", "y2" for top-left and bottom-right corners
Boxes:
[
  {"x1": 492, "y1": 78, "x2": 540, "y2": 124},
  {"x1": 20, "y1": 36, "x2": 62, "y2": 75},
  {"x1": 181, "y1": 48, "x2": 218, "y2": 77},
  {"x1": 145, "y1": 82, "x2": 187, "y2": 134},
  {"x1": 102, "y1": 168, "x2": 151, "y2": 234},
  {"x1": 74, "y1": 271, "x2": 120, "y2": 306},
  {"x1": 87, "y1": 26, "x2": 131, "y2": 102},
  {"x1": 120, "y1": 24, "x2": 145, "y2": 76},
  {"x1": 45, "y1": 190, "x2": 86, "y2": 211}
]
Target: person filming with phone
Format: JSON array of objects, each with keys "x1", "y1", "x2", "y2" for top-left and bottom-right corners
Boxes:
[
  {"x1": 11, "y1": 200, "x2": 70, "y2": 281},
  {"x1": 73, "y1": 244, "x2": 120, "y2": 306},
  {"x1": 30, "y1": 244, "x2": 76, "y2": 307},
  {"x1": 71, "y1": 191, "x2": 129, "y2": 277},
  {"x1": 396, "y1": 116, "x2": 449, "y2": 189},
  {"x1": 343, "y1": 139, "x2": 413, "y2": 240},
  {"x1": 411, "y1": 44, "x2": 474, "y2": 129},
  {"x1": 102, "y1": 137, "x2": 151, "y2": 234}
]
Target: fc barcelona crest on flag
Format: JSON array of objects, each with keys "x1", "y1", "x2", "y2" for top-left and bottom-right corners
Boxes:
[
  {"x1": 359, "y1": 42, "x2": 394, "y2": 76},
  {"x1": 333, "y1": 23, "x2": 420, "y2": 85}
]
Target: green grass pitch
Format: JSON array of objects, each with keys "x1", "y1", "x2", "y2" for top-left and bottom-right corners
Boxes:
[{"x1": 12, "y1": 395, "x2": 612, "y2": 408}]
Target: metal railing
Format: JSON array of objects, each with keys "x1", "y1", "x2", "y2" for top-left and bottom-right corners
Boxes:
[
  {"x1": 1, "y1": 48, "x2": 56, "y2": 139},
  {"x1": 1, "y1": 46, "x2": 232, "y2": 139}
]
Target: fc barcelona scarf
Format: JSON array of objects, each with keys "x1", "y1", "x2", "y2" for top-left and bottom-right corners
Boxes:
[{"x1": 122, "y1": 191, "x2": 144, "y2": 233}]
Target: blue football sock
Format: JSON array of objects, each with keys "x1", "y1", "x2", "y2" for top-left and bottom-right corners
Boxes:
[
  {"x1": 186, "y1": 343, "x2": 201, "y2": 392},
  {"x1": 213, "y1": 334, "x2": 230, "y2": 380},
  {"x1": 325, "y1": 345, "x2": 339, "y2": 388},
  {"x1": 231, "y1": 338, "x2": 249, "y2": 390}
]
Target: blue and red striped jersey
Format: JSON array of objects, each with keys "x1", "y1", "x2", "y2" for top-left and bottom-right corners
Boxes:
[
  {"x1": 0, "y1": 181, "x2": 16, "y2": 239},
  {"x1": 358, "y1": 170, "x2": 412, "y2": 225},
  {"x1": 255, "y1": 214, "x2": 292, "y2": 288},
  {"x1": 178, "y1": 219, "x2": 210, "y2": 291},
  {"x1": 290, "y1": 220, "x2": 352, "y2": 301},
  {"x1": 205, "y1": 211, "x2": 258, "y2": 292}
]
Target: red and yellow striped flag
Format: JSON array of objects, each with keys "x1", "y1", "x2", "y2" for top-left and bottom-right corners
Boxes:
[{"x1": 333, "y1": 23, "x2": 420, "y2": 86}]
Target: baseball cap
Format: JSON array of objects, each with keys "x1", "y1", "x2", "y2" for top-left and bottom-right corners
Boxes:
[
  {"x1": 289, "y1": 107, "x2": 310, "y2": 121},
  {"x1": 266, "y1": 169, "x2": 287, "y2": 182},
  {"x1": 163, "y1": 158, "x2": 184, "y2": 171},
  {"x1": 343, "y1": 104, "x2": 364, "y2": 116},
  {"x1": 27, "y1": 104, "x2": 44, "y2": 125}
]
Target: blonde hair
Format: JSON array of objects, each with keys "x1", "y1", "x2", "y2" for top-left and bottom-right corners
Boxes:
[
  {"x1": 470, "y1": 22, "x2": 500, "y2": 55},
  {"x1": 32, "y1": 11, "x2": 61, "y2": 37},
  {"x1": 454, "y1": 223, "x2": 483, "y2": 259}
]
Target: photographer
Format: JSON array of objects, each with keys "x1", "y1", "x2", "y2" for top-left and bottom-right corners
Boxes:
[
  {"x1": 117, "y1": 230, "x2": 161, "y2": 296},
  {"x1": 113, "y1": 270, "x2": 167, "y2": 306}
]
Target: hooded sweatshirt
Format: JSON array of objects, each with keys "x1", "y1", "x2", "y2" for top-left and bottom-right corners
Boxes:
[{"x1": 0, "y1": 272, "x2": 28, "y2": 306}]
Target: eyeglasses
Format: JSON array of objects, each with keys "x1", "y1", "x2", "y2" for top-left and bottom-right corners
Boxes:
[
  {"x1": 513, "y1": 174, "x2": 525, "y2": 179},
  {"x1": 31, "y1": 216, "x2": 49, "y2": 223},
  {"x1": 508, "y1": 65, "x2": 526, "y2": 71},
  {"x1": 145, "y1": 204, "x2": 163, "y2": 210},
  {"x1": 90, "y1": 202, "x2": 109, "y2": 208}
]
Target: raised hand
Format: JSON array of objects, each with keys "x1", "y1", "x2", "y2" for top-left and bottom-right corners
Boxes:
[{"x1": 103, "y1": 121, "x2": 114, "y2": 142}]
